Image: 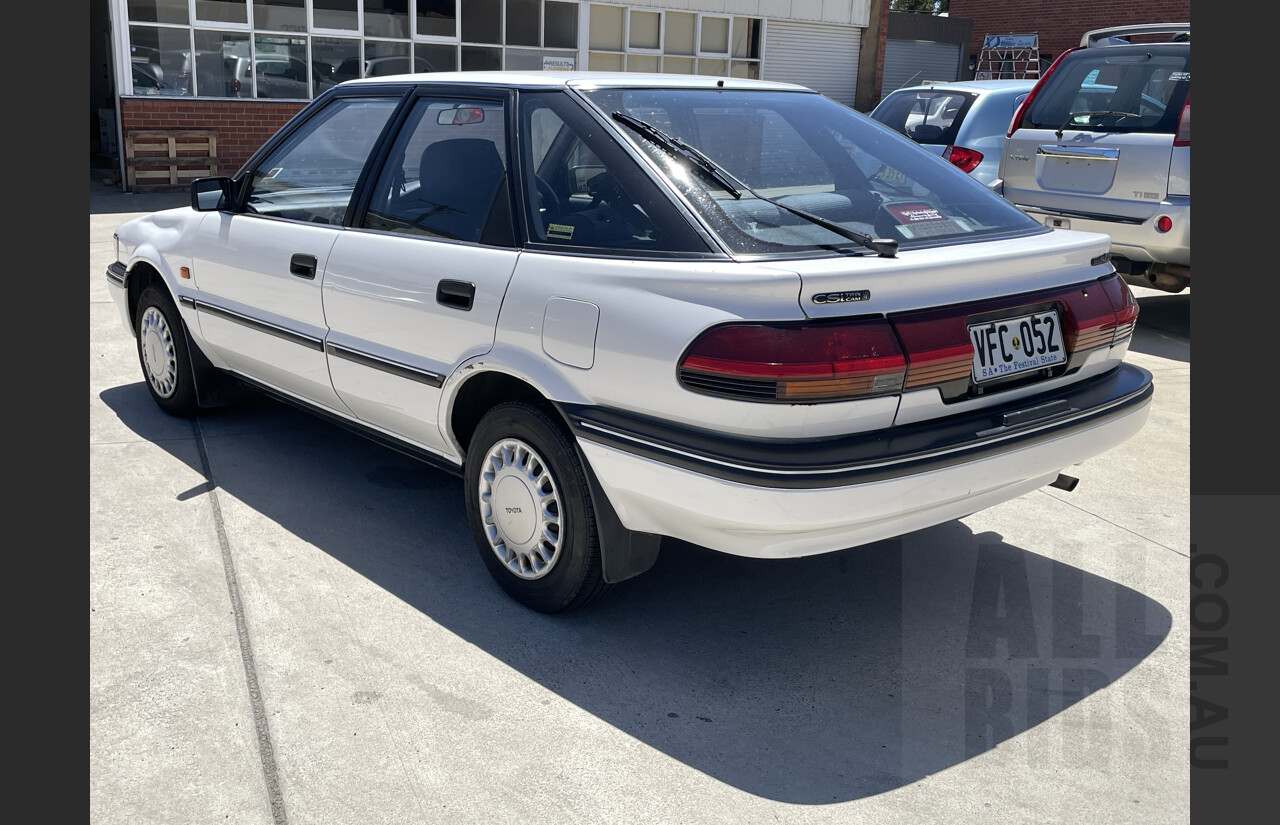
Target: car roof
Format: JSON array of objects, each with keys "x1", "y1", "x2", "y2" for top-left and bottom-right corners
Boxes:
[
  {"x1": 339, "y1": 70, "x2": 814, "y2": 93},
  {"x1": 886, "y1": 79, "x2": 1037, "y2": 96}
]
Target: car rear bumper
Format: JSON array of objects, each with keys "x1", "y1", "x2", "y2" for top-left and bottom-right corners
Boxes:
[
  {"x1": 564, "y1": 364, "x2": 1153, "y2": 558},
  {"x1": 1013, "y1": 198, "x2": 1190, "y2": 267}
]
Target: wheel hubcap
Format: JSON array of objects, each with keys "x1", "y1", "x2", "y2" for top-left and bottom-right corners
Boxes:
[
  {"x1": 478, "y1": 437, "x2": 562, "y2": 580},
  {"x1": 139, "y1": 306, "x2": 177, "y2": 399}
]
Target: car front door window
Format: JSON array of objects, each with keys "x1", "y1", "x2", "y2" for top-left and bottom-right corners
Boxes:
[{"x1": 244, "y1": 97, "x2": 399, "y2": 225}]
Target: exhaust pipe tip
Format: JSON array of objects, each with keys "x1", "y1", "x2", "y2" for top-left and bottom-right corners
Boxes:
[{"x1": 1050, "y1": 473, "x2": 1079, "y2": 492}]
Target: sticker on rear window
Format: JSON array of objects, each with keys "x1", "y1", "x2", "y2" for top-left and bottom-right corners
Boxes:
[{"x1": 1169, "y1": 71, "x2": 1190, "y2": 81}]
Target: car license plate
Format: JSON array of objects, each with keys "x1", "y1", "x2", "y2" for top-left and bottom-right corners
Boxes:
[{"x1": 968, "y1": 310, "x2": 1066, "y2": 382}]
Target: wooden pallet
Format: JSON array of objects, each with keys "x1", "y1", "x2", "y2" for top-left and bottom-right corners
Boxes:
[{"x1": 125, "y1": 130, "x2": 219, "y2": 191}]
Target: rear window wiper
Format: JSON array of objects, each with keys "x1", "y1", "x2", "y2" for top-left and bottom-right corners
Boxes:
[
  {"x1": 1055, "y1": 110, "x2": 1141, "y2": 138},
  {"x1": 611, "y1": 111, "x2": 898, "y2": 257}
]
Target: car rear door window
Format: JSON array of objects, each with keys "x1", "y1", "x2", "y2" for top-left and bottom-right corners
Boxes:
[
  {"x1": 362, "y1": 96, "x2": 514, "y2": 245},
  {"x1": 1024, "y1": 50, "x2": 1190, "y2": 134}
]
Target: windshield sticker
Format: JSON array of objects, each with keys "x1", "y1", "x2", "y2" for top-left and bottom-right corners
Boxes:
[
  {"x1": 1169, "y1": 71, "x2": 1190, "y2": 81},
  {"x1": 885, "y1": 203, "x2": 946, "y2": 223},
  {"x1": 546, "y1": 223, "x2": 575, "y2": 241}
]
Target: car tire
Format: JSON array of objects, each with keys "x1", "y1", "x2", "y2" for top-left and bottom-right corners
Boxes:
[
  {"x1": 464, "y1": 402, "x2": 610, "y2": 613},
  {"x1": 135, "y1": 285, "x2": 200, "y2": 417}
]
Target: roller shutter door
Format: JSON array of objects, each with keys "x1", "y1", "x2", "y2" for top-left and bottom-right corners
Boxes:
[
  {"x1": 761, "y1": 21, "x2": 861, "y2": 107},
  {"x1": 881, "y1": 40, "x2": 962, "y2": 96}
]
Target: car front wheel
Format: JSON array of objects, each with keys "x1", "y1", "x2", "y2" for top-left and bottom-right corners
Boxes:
[
  {"x1": 135, "y1": 285, "x2": 200, "y2": 417},
  {"x1": 464, "y1": 402, "x2": 609, "y2": 613}
]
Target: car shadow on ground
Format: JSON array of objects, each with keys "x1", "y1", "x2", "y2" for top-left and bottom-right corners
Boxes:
[
  {"x1": 99, "y1": 383, "x2": 1172, "y2": 804},
  {"x1": 1128, "y1": 292, "x2": 1190, "y2": 363}
]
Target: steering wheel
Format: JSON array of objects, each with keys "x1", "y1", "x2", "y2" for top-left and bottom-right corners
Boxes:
[{"x1": 534, "y1": 175, "x2": 562, "y2": 223}]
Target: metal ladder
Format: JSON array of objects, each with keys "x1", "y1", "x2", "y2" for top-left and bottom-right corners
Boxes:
[{"x1": 975, "y1": 33, "x2": 1040, "y2": 80}]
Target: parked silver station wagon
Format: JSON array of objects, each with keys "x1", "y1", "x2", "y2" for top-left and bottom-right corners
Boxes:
[{"x1": 108, "y1": 71, "x2": 1153, "y2": 612}]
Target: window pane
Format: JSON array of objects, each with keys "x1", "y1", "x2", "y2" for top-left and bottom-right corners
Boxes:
[
  {"x1": 507, "y1": 0, "x2": 541, "y2": 47},
  {"x1": 365, "y1": 40, "x2": 413, "y2": 76},
  {"x1": 193, "y1": 30, "x2": 249, "y2": 97},
  {"x1": 247, "y1": 98, "x2": 398, "y2": 224},
  {"x1": 461, "y1": 0, "x2": 501, "y2": 43},
  {"x1": 417, "y1": 43, "x2": 457, "y2": 72},
  {"x1": 696, "y1": 58, "x2": 727, "y2": 76},
  {"x1": 365, "y1": 0, "x2": 409, "y2": 37},
  {"x1": 544, "y1": 2, "x2": 577, "y2": 49},
  {"x1": 664, "y1": 12, "x2": 694, "y2": 55},
  {"x1": 700, "y1": 17, "x2": 728, "y2": 54},
  {"x1": 629, "y1": 11, "x2": 659, "y2": 50},
  {"x1": 517, "y1": 93, "x2": 706, "y2": 252},
  {"x1": 253, "y1": 1, "x2": 306, "y2": 32},
  {"x1": 662, "y1": 56, "x2": 693, "y2": 74},
  {"x1": 417, "y1": 0, "x2": 456, "y2": 38},
  {"x1": 314, "y1": 0, "x2": 357, "y2": 31},
  {"x1": 731, "y1": 18, "x2": 760, "y2": 59},
  {"x1": 588, "y1": 52, "x2": 621, "y2": 71},
  {"x1": 128, "y1": 0, "x2": 188, "y2": 25},
  {"x1": 313, "y1": 37, "x2": 358, "y2": 88},
  {"x1": 505, "y1": 48, "x2": 543, "y2": 70},
  {"x1": 128, "y1": 25, "x2": 192, "y2": 95},
  {"x1": 730, "y1": 61, "x2": 759, "y2": 79},
  {"x1": 251, "y1": 35, "x2": 309, "y2": 99},
  {"x1": 461, "y1": 45, "x2": 502, "y2": 70},
  {"x1": 588, "y1": 4, "x2": 623, "y2": 51},
  {"x1": 195, "y1": 1, "x2": 247, "y2": 25},
  {"x1": 364, "y1": 98, "x2": 509, "y2": 242},
  {"x1": 628, "y1": 54, "x2": 659, "y2": 73}
]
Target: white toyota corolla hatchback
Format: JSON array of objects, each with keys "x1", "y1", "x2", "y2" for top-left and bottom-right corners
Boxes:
[{"x1": 108, "y1": 71, "x2": 1153, "y2": 612}]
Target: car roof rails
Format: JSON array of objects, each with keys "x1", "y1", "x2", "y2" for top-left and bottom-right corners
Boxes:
[{"x1": 1080, "y1": 23, "x2": 1190, "y2": 48}]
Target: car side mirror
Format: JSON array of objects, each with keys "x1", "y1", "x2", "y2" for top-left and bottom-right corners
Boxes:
[{"x1": 191, "y1": 176, "x2": 233, "y2": 211}]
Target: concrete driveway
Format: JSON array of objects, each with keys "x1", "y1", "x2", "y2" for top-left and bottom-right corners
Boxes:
[{"x1": 90, "y1": 169, "x2": 1190, "y2": 824}]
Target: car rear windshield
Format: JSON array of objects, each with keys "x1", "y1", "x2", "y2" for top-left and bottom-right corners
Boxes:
[
  {"x1": 1022, "y1": 45, "x2": 1190, "y2": 135},
  {"x1": 870, "y1": 89, "x2": 977, "y2": 146},
  {"x1": 577, "y1": 87, "x2": 1042, "y2": 256}
]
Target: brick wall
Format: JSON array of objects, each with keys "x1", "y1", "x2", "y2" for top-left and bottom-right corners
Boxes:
[
  {"x1": 948, "y1": 1, "x2": 1191, "y2": 65},
  {"x1": 119, "y1": 98, "x2": 306, "y2": 183}
]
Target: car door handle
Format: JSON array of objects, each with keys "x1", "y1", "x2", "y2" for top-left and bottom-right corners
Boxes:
[
  {"x1": 289, "y1": 253, "x2": 318, "y2": 279},
  {"x1": 437, "y1": 279, "x2": 475, "y2": 311}
]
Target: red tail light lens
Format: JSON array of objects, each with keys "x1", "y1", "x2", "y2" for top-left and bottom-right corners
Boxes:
[
  {"x1": 946, "y1": 145, "x2": 983, "y2": 173},
  {"x1": 678, "y1": 319, "x2": 906, "y2": 402},
  {"x1": 1174, "y1": 98, "x2": 1190, "y2": 146},
  {"x1": 1008, "y1": 49, "x2": 1077, "y2": 137},
  {"x1": 1078, "y1": 274, "x2": 1140, "y2": 348}
]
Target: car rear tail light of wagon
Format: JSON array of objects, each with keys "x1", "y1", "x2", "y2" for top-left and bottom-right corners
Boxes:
[
  {"x1": 1174, "y1": 96, "x2": 1190, "y2": 146},
  {"x1": 946, "y1": 145, "x2": 983, "y2": 173},
  {"x1": 678, "y1": 319, "x2": 906, "y2": 402},
  {"x1": 1008, "y1": 50, "x2": 1075, "y2": 137}
]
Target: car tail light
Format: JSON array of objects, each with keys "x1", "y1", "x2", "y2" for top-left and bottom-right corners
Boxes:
[
  {"x1": 1074, "y1": 275, "x2": 1140, "y2": 350},
  {"x1": 1174, "y1": 96, "x2": 1190, "y2": 146},
  {"x1": 946, "y1": 145, "x2": 983, "y2": 173},
  {"x1": 678, "y1": 319, "x2": 906, "y2": 402},
  {"x1": 1099, "y1": 275, "x2": 1140, "y2": 344},
  {"x1": 1008, "y1": 49, "x2": 1077, "y2": 137}
]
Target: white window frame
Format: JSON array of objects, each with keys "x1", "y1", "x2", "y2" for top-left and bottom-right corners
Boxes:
[
  {"x1": 192, "y1": 0, "x2": 252, "y2": 31},
  {"x1": 310, "y1": 0, "x2": 363, "y2": 36},
  {"x1": 626, "y1": 8, "x2": 663, "y2": 56},
  {"x1": 412, "y1": 0, "x2": 461, "y2": 43},
  {"x1": 696, "y1": 13, "x2": 731, "y2": 58}
]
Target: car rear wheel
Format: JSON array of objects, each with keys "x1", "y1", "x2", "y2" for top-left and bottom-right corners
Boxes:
[
  {"x1": 136, "y1": 285, "x2": 200, "y2": 417},
  {"x1": 464, "y1": 402, "x2": 609, "y2": 613}
]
